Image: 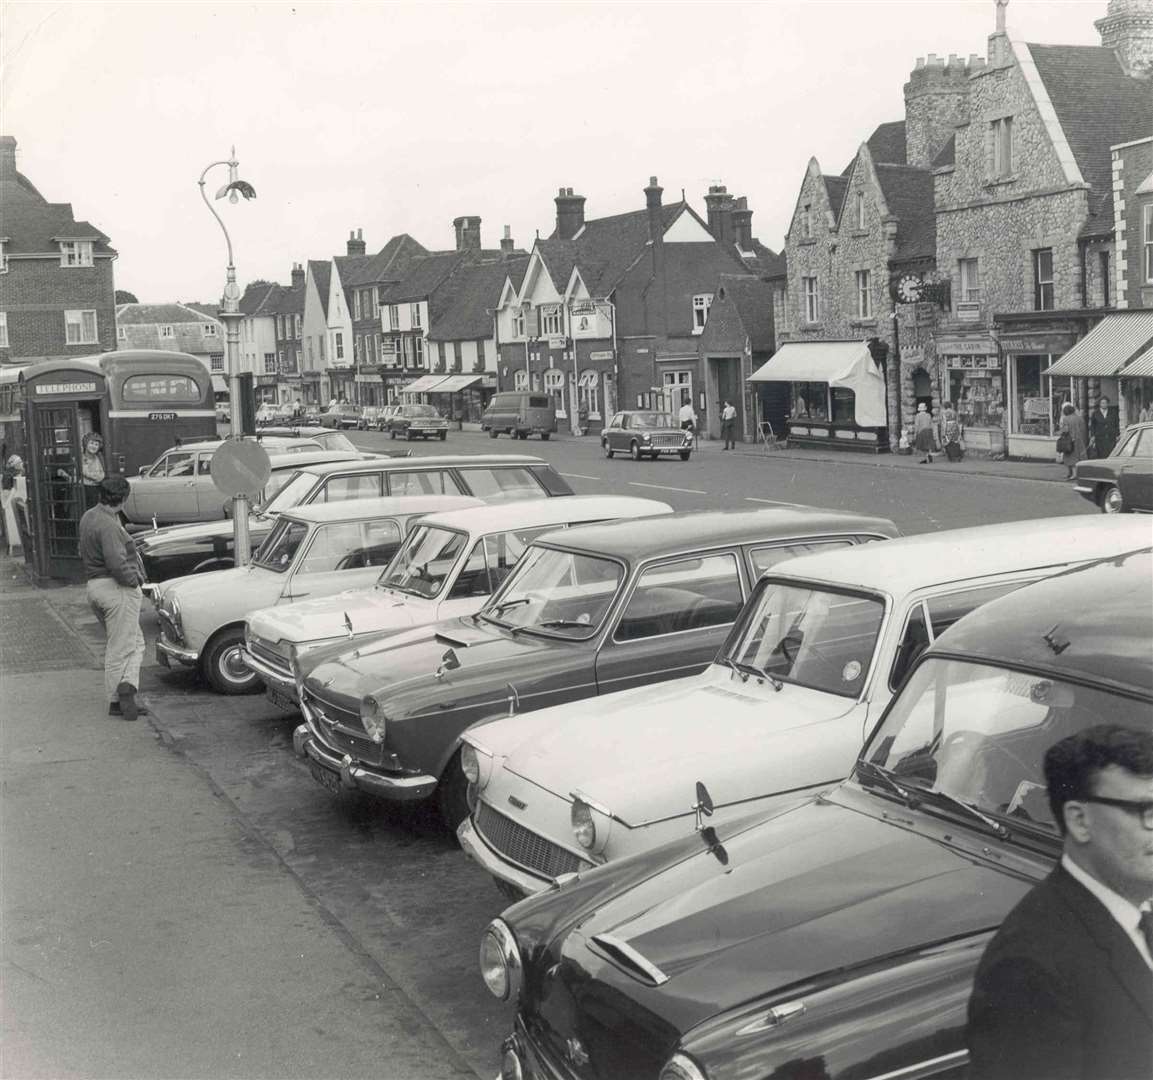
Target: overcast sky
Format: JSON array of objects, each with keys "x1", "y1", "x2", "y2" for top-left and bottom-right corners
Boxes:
[{"x1": 3, "y1": 0, "x2": 1105, "y2": 303}]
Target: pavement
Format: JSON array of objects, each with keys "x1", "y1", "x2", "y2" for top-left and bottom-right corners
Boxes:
[{"x1": 0, "y1": 555, "x2": 477, "y2": 1079}]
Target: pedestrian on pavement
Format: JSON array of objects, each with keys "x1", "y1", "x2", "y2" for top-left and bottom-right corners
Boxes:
[
  {"x1": 941, "y1": 406, "x2": 965, "y2": 462},
  {"x1": 679, "y1": 399, "x2": 697, "y2": 435},
  {"x1": 1057, "y1": 402, "x2": 1089, "y2": 480},
  {"x1": 1, "y1": 454, "x2": 27, "y2": 557},
  {"x1": 966, "y1": 723, "x2": 1153, "y2": 1080},
  {"x1": 1089, "y1": 395, "x2": 1118, "y2": 459},
  {"x1": 577, "y1": 401, "x2": 589, "y2": 437},
  {"x1": 79, "y1": 476, "x2": 148, "y2": 721},
  {"x1": 913, "y1": 402, "x2": 936, "y2": 463},
  {"x1": 721, "y1": 401, "x2": 738, "y2": 450}
]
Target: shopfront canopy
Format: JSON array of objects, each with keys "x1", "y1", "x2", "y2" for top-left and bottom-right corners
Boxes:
[
  {"x1": 427, "y1": 374, "x2": 484, "y2": 393},
  {"x1": 401, "y1": 374, "x2": 449, "y2": 394},
  {"x1": 748, "y1": 341, "x2": 887, "y2": 427},
  {"x1": 1121, "y1": 340, "x2": 1153, "y2": 378},
  {"x1": 1043, "y1": 312, "x2": 1153, "y2": 377}
]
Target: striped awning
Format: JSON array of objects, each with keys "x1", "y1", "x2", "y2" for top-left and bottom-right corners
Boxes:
[
  {"x1": 427, "y1": 374, "x2": 483, "y2": 393},
  {"x1": 1121, "y1": 341, "x2": 1153, "y2": 378},
  {"x1": 1043, "y1": 313, "x2": 1153, "y2": 377},
  {"x1": 400, "y1": 374, "x2": 449, "y2": 394}
]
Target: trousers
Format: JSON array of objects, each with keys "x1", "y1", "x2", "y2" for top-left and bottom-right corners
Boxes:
[{"x1": 86, "y1": 577, "x2": 145, "y2": 703}]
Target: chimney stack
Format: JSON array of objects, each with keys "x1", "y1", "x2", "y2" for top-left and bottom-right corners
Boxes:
[
  {"x1": 453, "y1": 215, "x2": 482, "y2": 251},
  {"x1": 500, "y1": 225, "x2": 516, "y2": 255},
  {"x1": 1096, "y1": 0, "x2": 1153, "y2": 78},
  {"x1": 704, "y1": 183, "x2": 735, "y2": 248},
  {"x1": 732, "y1": 196, "x2": 754, "y2": 250},
  {"x1": 290, "y1": 262, "x2": 305, "y2": 289},
  {"x1": 346, "y1": 229, "x2": 366, "y2": 256},
  {"x1": 0, "y1": 136, "x2": 17, "y2": 181},
  {"x1": 554, "y1": 187, "x2": 586, "y2": 240}
]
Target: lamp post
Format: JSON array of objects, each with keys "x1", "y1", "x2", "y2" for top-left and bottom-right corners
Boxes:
[{"x1": 198, "y1": 147, "x2": 257, "y2": 562}]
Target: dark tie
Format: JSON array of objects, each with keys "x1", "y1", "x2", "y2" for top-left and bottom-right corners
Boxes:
[{"x1": 1140, "y1": 908, "x2": 1153, "y2": 958}]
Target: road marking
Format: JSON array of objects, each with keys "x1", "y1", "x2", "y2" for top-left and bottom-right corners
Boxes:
[
  {"x1": 629, "y1": 481, "x2": 708, "y2": 495},
  {"x1": 745, "y1": 496, "x2": 806, "y2": 507},
  {"x1": 560, "y1": 472, "x2": 601, "y2": 481}
]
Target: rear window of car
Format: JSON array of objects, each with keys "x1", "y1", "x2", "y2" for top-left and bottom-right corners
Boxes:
[
  {"x1": 529, "y1": 397, "x2": 550, "y2": 409},
  {"x1": 460, "y1": 467, "x2": 546, "y2": 503}
]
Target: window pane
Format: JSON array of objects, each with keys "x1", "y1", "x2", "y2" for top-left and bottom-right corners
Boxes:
[
  {"x1": 750, "y1": 539, "x2": 852, "y2": 575},
  {"x1": 447, "y1": 539, "x2": 491, "y2": 599},
  {"x1": 156, "y1": 452, "x2": 194, "y2": 477},
  {"x1": 461, "y1": 468, "x2": 544, "y2": 503},
  {"x1": 616, "y1": 553, "x2": 742, "y2": 642},
  {"x1": 925, "y1": 582, "x2": 1025, "y2": 638},
  {"x1": 297, "y1": 523, "x2": 368, "y2": 574},
  {"x1": 322, "y1": 473, "x2": 383, "y2": 502},
  {"x1": 123, "y1": 375, "x2": 201, "y2": 402},
  {"x1": 253, "y1": 520, "x2": 308, "y2": 572},
  {"x1": 386, "y1": 470, "x2": 462, "y2": 496}
]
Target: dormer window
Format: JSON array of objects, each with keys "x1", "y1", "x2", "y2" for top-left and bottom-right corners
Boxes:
[
  {"x1": 159, "y1": 325, "x2": 174, "y2": 338},
  {"x1": 59, "y1": 240, "x2": 93, "y2": 267},
  {"x1": 692, "y1": 294, "x2": 713, "y2": 334},
  {"x1": 203, "y1": 323, "x2": 218, "y2": 336},
  {"x1": 541, "y1": 305, "x2": 563, "y2": 337}
]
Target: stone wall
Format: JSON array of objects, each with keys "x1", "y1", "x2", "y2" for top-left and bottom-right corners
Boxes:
[{"x1": 1112, "y1": 137, "x2": 1153, "y2": 308}]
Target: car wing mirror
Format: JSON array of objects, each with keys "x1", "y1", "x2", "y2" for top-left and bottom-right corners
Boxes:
[
  {"x1": 692, "y1": 780, "x2": 714, "y2": 831},
  {"x1": 435, "y1": 647, "x2": 461, "y2": 680}
]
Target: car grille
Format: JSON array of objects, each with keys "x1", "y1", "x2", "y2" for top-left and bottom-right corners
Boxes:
[
  {"x1": 303, "y1": 689, "x2": 390, "y2": 767},
  {"x1": 649, "y1": 433, "x2": 685, "y2": 448},
  {"x1": 247, "y1": 637, "x2": 292, "y2": 678},
  {"x1": 475, "y1": 802, "x2": 590, "y2": 880}
]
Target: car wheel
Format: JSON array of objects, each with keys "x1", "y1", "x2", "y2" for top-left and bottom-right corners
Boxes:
[
  {"x1": 679, "y1": 450, "x2": 692, "y2": 461},
  {"x1": 406, "y1": 430, "x2": 415, "y2": 441},
  {"x1": 487, "y1": 427, "x2": 498, "y2": 439},
  {"x1": 540, "y1": 432, "x2": 550, "y2": 441},
  {"x1": 603, "y1": 440, "x2": 614, "y2": 459},
  {"x1": 1100, "y1": 484, "x2": 1127, "y2": 514},
  {"x1": 439, "y1": 430, "x2": 447, "y2": 440},
  {"x1": 630, "y1": 441, "x2": 642, "y2": 461},
  {"x1": 389, "y1": 428, "x2": 396, "y2": 439},
  {"x1": 437, "y1": 750, "x2": 470, "y2": 832},
  {"x1": 517, "y1": 431, "x2": 529, "y2": 440},
  {"x1": 202, "y1": 627, "x2": 262, "y2": 695}
]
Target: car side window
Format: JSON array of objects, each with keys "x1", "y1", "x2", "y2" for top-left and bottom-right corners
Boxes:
[
  {"x1": 296, "y1": 520, "x2": 403, "y2": 574},
  {"x1": 615, "y1": 553, "x2": 743, "y2": 642},
  {"x1": 321, "y1": 473, "x2": 384, "y2": 502},
  {"x1": 750, "y1": 538, "x2": 853, "y2": 575},
  {"x1": 150, "y1": 452, "x2": 194, "y2": 478},
  {"x1": 1132, "y1": 428, "x2": 1153, "y2": 459},
  {"x1": 461, "y1": 468, "x2": 546, "y2": 503},
  {"x1": 889, "y1": 602, "x2": 931, "y2": 692},
  {"x1": 386, "y1": 470, "x2": 464, "y2": 497},
  {"x1": 197, "y1": 454, "x2": 213, "y2": 475},
  {"x1": 619, "y1": 415, "x2": 629, "y2": 430}
]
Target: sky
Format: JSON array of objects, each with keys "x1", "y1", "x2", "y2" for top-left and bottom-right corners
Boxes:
[{"x1": 2, "y1": 0, "x2": 1107, "y2": 303}]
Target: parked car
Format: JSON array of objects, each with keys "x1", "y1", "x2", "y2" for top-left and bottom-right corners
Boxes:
[
  {"x1": 385, "y1": 403, "x2": 450, "y2": 441},
  {"x1": 602, "y1": 410, "x2": 693, "y2": 461},
  {"x1": 291, "y1": 507, "x2": 898, "y2": 828},
  {"x1": 1073, "y1": 420, "x2": 1152, "y2": 513},
  {"x1": 135, "y1": 452, "x2": 569, "y2": 581},
  {"x1": 319, "y1": 403, "x2": 363, "y2": 429},
  {"x1": 482, "y1": 392, "x2": 555, "y2": 441},
  {"x1": 244, "y1": 496, "x2": 672, "y2": 711},
  {"x1": 357, "y1": 406, "x2": 384, "y2": 430},
  {"x1": 481, "y1": 547, "x2": 1153, "y2": 1080},
  {"x1": 215, "y1": 401, "x2": 230, "y2": 424},
  {"x1": 255, "y1": 424, "x2": 408, "y2": 459},
  {"x1": 460, "y1": 515, "x2": 1153, "y2": 897},
  {"x1": 255, "y1": 402, "x2": 293, "y2": 425},
  {"x1": 154, "y1": 495, "x2": 480, "y2": 694},
  {"x1": 123, "y1": 437, "x2": 324, "y2": 525}
]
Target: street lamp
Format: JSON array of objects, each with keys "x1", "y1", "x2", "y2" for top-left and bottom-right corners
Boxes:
[{"x1": 198, "y1": 147, "x2": 258, "y2": 561}]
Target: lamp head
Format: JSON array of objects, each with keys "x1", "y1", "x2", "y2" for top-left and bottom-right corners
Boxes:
[{"x1": 215, "y1": 179, "x2": 257, "y2": 203}]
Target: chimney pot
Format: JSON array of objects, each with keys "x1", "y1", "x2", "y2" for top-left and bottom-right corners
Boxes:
[
  {"x1": 554, "y1": 187, "x2": 587, "y2": 240},
  {"x1": 453, "y1": 215, "x2": 482, "y2": 251}
]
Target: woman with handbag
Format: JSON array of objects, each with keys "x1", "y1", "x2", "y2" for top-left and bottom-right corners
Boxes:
[
  {"x1": 913, "y1": 402, "x2": 937, "y2": 464},
  {"x1": 941, "y1": 406, "x2": 965, "y2": 462},
  {"x1": 1056, "y1": 401, "x2": 1088, "y2": 480}
]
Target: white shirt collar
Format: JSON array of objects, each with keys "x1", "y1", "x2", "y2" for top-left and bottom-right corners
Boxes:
[{"x1": 1062, "y1": 854, "x2": 1153, "y2": 970}]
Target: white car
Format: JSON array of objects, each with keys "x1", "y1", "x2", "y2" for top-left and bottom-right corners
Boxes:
[
  {"x1": 242, "y1": 495, "x2": 672, "y2": 712},
  {"x1": 154, "y1": 494, "x2": 480, "y2": 694},
  {"x1": 458, "y1": 515, "x2": 1153, "y2": 898}
]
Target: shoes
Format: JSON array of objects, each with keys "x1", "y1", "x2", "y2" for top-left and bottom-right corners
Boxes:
[
  {"x1": 109, "y1": 701, "x2": 150, "y2": 718},
  {"x1": 115, "y1": 680, "x2": 141, "y2": 722},
  {"x1": 918, "y1": 458, "x2": 928, "y2": 464}
]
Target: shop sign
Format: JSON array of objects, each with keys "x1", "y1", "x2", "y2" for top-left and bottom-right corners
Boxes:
[
  {"x1": 902, "y1": 347, "x2": 924, "y2": 365},
  {"x1": 547, "y1": 337, "x2": 566, "y2": 349},
  {"x1": 947, "y1": 355, "x2": 1001, "y2": 369},
  {"x1": 589, "y1": 350, "x2": 614, "y2": 361},
  {"x1": 936, "y1": 337, "x2": 997, "y2": 355},
  {"x1": 1000, "y1": 335, "x2": 1074, "y2": 353},
  {"x1": 34, "y1": 381, "x2": 97, "y2": 395},
  {"x1": 354, "y1": 374, "x2": 378, "y2": 383},
  {"x1": 569, "y1": 300, "x2": 612, "y2": 340},
  {"x1": 1022, "y1": 395, "x2": 1051, "y2": 419}
]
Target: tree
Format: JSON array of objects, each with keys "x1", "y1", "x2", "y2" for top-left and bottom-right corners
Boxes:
[{"x1": 115, "y1": 289, "x2": 139, "y2": 304}]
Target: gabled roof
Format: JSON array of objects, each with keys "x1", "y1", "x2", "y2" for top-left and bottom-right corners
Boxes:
[
  {"x1": 333, "y1": 254, "x2": 371, "y2": 294},
  {"x1": 184, "y1": 302, "x2": 220, "y2": 319},
  {"x1": 875, "y1": 163, "x2": 936, "y2": 260},
  {"x1": 0, "y1": 172, "x2": 116, "y2": 256},
  {"x1": 116, "y1": 302, "x2": 218, "y2": 325},
  {"x1": 239, "y1": 282, "x2": 282, "y2": 317},
  {"x1": 345, "y1": 233, "x2": 429, "y2": 288},
  {"x1": 841, "y1": 121, "x2": 907, "y2": 175},
  {"x1": 715, "y1": 274, "x2": 775, "y2": 350},
  {"x1": 378, "y1": 251, "x2": 464, "y2": 304},
  {"x1": 822, "y1": 176, "x2": 849, "y2": 219},
  {"x1": 427, "y1": 256, "x2": 530, "y2": 341},
  {"x1": 743, "y1": 239, "x2": 787, "y2": 280},
  {"x1": 308, "y1": 260, "x2": 331, "y2": 316},
  {"x1": 274, "y1": 285, "x2": 305, "y2": 317},
  {"x1": 1027, "y1": 43, "x2": 1152, "y2": 237}
]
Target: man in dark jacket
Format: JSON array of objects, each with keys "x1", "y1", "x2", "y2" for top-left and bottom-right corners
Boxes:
[
  {"x1": 1088, "y1": 395, "x2": 1119, "y2": 458},
  {"x1": 967, "y1": 724, "x2": 1153, "y2": 1080},
  {"x1": 79, "y1": 476, "x2": 148, "y2": 720}
]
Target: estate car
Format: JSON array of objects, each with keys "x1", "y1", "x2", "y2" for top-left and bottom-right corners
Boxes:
[
  {"x1": 602, "y1": 411, "x2": 693, "y2": 461},
  {"x1": 1073, "y1": 420, "x2": 1153, "y2": 513},
  {"x1": 291, "y1": 508, "x2": 898, "y2": 828},
  {"x1": 483, "y1": 548, "x2": 1153, "y2": 1080},
  {"x1": 460, "y1": 515, "x2": 1153, "y2": 898}
]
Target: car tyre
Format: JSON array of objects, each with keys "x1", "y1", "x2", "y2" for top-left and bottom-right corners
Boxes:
[
  {"x1": 540, "y1": 432, "x2": 550, "y2": 441},
  {"x1": 630, "y1": 441, "x2": 642, "y2": 461},
  {"x1": 406, "y1": 430, "x2": 415, "y2": 441},
  {"x1": 438, "y1": 430, "x2": 447, "y2": 441},
  {"x1": 517, "y1": 431, "x2": 529, "y2": 440},
  {"x1": 1100, "y1": 484, "x2": 1127, "y2": 514},
  {"x1": 603, "y1": 440, "x2": 614, "y2": 459},
  {"x1": 437, "y1": 750, "x2": 470, "y2": 833},
  {"x1": 487, "y1": 427, "x2": 498, "y2": 439},
  {"x1": 679, "y1": 450, "x2": 692, "y2": 461},
  {"x1": 389, "y1": 428, "x2": 397, "y2": 439},
  {"x1": 202, "y1": 627, "x2": 262, "y2": 695}
]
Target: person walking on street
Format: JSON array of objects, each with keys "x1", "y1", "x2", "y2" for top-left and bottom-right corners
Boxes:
[
  {"x1": 678, "y1": 399, "x2": 697, "y2": 436},
  {"x1": 1089, "y1": 396, "x2": 1118, "y2": 459},
  {"x1": 1058, "y1": 401, "x2": 1089, "y2": 480},
  {"x1": 966, "y1": 723, "x2": 1153, "y2": 1080},
  {"x1": 941, "y1": 405, "x2": 965, "y2": 462},
  {"x1": 79, "y1": 476, "x2": 148, "y2": 721},
  {"x1": 720, "y1": 401, "x2": 738, "y2": 450},
  {"x1": 913, "y1": 402, "x2": 936, "y2": 463},
  {"x1": 577, "y1": 401, "x2": 589, "y2": 437}
]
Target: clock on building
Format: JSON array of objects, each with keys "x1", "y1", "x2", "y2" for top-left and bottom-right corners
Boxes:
[{"x1": 896, "y1": 274, "x2": 923, "y2": 303}]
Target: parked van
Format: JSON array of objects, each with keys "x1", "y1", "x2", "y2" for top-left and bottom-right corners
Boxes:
[{"x1": 482, "y1": 392, "x2": 555, "y2": 440}]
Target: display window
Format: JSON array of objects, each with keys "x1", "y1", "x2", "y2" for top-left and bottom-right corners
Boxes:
[
  {"x1": 791, "y1": 382, "x2": 828, "y2": 421},
  {"x1": 1010, "y1": 355, "x2": 1073, "y2": 437},
  {"x1": 945, "y1": 356, "x2": 1004, "y2": 430}
]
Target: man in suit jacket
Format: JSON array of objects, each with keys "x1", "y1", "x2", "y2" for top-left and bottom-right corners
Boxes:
[
  {"x1": 967, "y1": 724, "x2": 1153, "y2": 1080},
  {"x1": 1088, "y1": 395, "x2": 1119, "y2": 458}
]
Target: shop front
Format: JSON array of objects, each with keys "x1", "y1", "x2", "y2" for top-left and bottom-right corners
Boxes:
[
  {"x1": 425, "y1": 373, "x2": 492, "y2": 425},
  {"x1": 935, "y1": 335, "x2": 1005, "y2": 455},
  {"x1": 748, "y1": 341, "x2": 888, "y2": 452}
]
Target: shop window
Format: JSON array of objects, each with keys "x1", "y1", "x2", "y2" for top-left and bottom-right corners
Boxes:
[
  {"x1": 947, "y1": 357, "x2": 1004, "y2": 431},
  {"x1": 662, "y1": 370, "x2": 692, "y2": 412},
  {"x1": 578, "y1": 370, "x2": 600, "y2": 418},
  {"x1": 1033, "y1": 249, "x2": 1054, "y2": 311},
  {"x1": 830, "y1": 387, "x2": 856, "y2": 423},
  {"x1": 544, "y1": 368, "x2": 566, "y2": 417},
  {"x1": 792, "y1": 382, "x2": 827, "y2": 421},
  {"x1": 1012, "y1": 356, "x2": 1071, "y2": 437}
]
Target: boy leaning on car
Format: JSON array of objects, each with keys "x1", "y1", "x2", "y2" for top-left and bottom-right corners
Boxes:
[{"x1": 78, "y1": 477, "x2": 149, "y2": 721}]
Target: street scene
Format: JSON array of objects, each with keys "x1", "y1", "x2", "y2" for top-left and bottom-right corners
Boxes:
[{"x1": 2, "y1": 1, "x2": 1153, "y2": 1078}]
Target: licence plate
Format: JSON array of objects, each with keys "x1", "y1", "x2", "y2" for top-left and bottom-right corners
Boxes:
[
  {"x1": 309, "y1": 759, "x2": 342, "y2": 795},
  {"x1": 156, "y1": 646, "x2": 170, "y2": 668},
  {"x1": 266, "y1": 686, "x2": 297, "y2": 713}
]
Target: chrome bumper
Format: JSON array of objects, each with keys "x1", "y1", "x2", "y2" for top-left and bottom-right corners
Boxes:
[
  {"x1": 457, "y1": 817, "x2": 548, "y2": 897},
  {"x1": 240, "y1": 647, "x2": 295, "y2": 693},
  {"x1": 292, "y1": 716, "x2": 437, "y2": 802},
  {"x1": 156, "y1": 634, "x2": 199, "y2": 666}
]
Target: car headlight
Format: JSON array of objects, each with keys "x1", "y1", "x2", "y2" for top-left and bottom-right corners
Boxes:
[
  {"x1": 571, "y1": 797, "x2": 596, "y2": 850},
  {"x1": 641, "y1": 432, "x2": 651, "y2": 441},
  {"x1": 660, "y1": 1053, "x2": 708, "y2": 1080},
  {"x1": 684, "y1": 431, "x2": 694, "y2": 444},
  {"x1": 460, "y1": 740, "x2": 494, "y2": 790},
  {"x1": 360, "y1": 695, "x2": 387, "y2": 743},
  {"x1": 479, "y1": 919, "x2": 523, "y2": 1001}
]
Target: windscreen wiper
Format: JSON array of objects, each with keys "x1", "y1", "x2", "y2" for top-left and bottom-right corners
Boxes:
[
  {"x1": 718, "y1": 656, "x2": 782, "y2": 691},
  {"x1": 486, "y1": 596, "x2": 531, "y2": 616},
  {"x1": 854, "y1": 759, "x2": 913, "y2": 802},
  {"x1": 908, "y1": 784, "x2": 1011, "y2": 840}
]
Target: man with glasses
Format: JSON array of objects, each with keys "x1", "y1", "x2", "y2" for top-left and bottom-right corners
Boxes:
[{"x1": 967, "y1": 723, "x2": 1153, "y2": 1080}]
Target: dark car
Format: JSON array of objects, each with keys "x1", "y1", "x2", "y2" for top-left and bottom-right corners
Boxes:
[
  {"x1": 602, "y1": 410, "x2": 693, "y2": 461},
  {"x1": 1073, "y1": 420, "x2": 1153, "y2": 513},
  {"x1": 291, "y1": 507, "x2": 898, "y2": 828},
  {"x1": 319, "y1": 403, "x2": 363, "y2": 429},
  {"x1": 137, "y1": 453, "x2": 572, "y2": 583},
  {"x1": 481, "y1": 548, "x2": 1153, "y2": 1080},
  {"x1": 385, "y1": 403, "x2": 450, "y2": 441}
]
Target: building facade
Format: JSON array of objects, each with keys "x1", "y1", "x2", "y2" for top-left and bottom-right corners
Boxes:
[{"x1": 114, "y1": 303, "x2": 225, "y2": 392}]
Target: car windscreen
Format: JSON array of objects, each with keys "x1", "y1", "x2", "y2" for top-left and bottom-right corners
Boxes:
[
  {"x1": 260, "y1": 471, "x2": 317, "y2": 515},
  {"x1": 480, "y1": 545, "x2": 624, "y2": 639},
  {"x1": 859, "y1": 658, "x2": 1151, "y2": 839},
  {"x1": 253, "y1": 518, "x2": 309, "y2": 572},
  {"x1": 632, "y1": 413, "x2": 676, "y2": 429},
  {"x1": 405, "y1": 405, "x2": 439, "y2": 417},
  {"x1": 319, "y1": 432, "x2": 357, "y2": 452},
  {"x1": 726, "y1": 580, "x2": 885, "y2": 697},
  {"x1": 377, "y1": 524, "x2": 466, "y2": 597}
]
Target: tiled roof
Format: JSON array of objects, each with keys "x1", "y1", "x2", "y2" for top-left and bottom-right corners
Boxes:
[
  {"x1": 345, "y1": 233, "x2": 429, "y2": 287},
  {"x1": 534, "y1": 239, "x2": 579, "y2": 293},
  {"x1": 238, "y1": 282, "x2": 282, "y2": 317},
  {"x1": 718, "y1": 274, "x2": 775, "y2": 350},
  {"x1": 274, "y1": 284, "x2": 305, "y2": 316},
  {"x1": 377, "y1": 251, "x2": 464, "y2": 303},
  {"x1": 333, "y1": 254, "x2": 371, "y2": 294},
  {"x1": 428, "y1": 256, "x2": 530, "y2": 341},
  {"x1": 0, "y1": 170, "x2": 115, "y2": 256},
  {"x1": 184, "y1": 302, "x2": 221, "y2": 319},
  {"x1": 842, "y1": 121, "x2": 907, "y2": 175},
  {"x1": 1027, "y1": 43, "x2": 1152, "y2": 237},
  {"x1": 931, "y1": 133, "x2": 956, "y2": 169},
  {"x1": 743, "y1": 239, "x2": 787, "y2": 279},
  {"x1": 823, "y1": 175, "x2": 849, "y2": 218},
  {"x1": 116, "y1": 302, "x2": 218, "y2": 325},
  {"x1": 308, "y1": 260, "x2": 331, "y2": 316},
  {"x1": 875, "y1": 164, "x2": 936, "y2": 260}
]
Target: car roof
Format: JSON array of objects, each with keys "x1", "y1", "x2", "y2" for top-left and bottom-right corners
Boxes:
[
  {"x1": 415, "y1": 495, "x2": 671, "y2": 534},
  {"x1": 279, "y1": 494, "x2": 483, "y2": 524},
  {"x1": 164, "y1": 437, "x2": 312, "y2": 454},
  {"x1": 932, "y1": 547, "x2": 1153, "y2": 697},
  {"x1": 768, "y1": 516, "x2": 1153, "y2": 594},
  {"x1": 292, "y1": 454, "x2": 550, "y2": 477},
  {"x1": 267, "y1": 450, "x2": 362, "y2": 470},
  {"x1": 548, "y1": 506, "x2": 899, "y2": 560},
  {"x1": 258, "y1": 426, "x2": 334, "y2": 438}
]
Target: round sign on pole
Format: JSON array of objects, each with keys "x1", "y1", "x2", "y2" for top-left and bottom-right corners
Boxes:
[{"x1": 211, "y1": 438, "x2": 272, "y2": 498}]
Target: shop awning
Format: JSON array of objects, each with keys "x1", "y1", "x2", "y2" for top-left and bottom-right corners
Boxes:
[
  {"x1": 1043, "y1": 313, "x2": 1153, "y2": 377},
  {"x1": 427, "y1": 374, "x2": 483, "y2": 393},
  {"x1": 400, "y1": 374, "x2": 450, "y2": 394},
  {"x1": 211, "y1": 374, "x2": 228, "y2": 394},
  {"x1": 1121, "y1": 341, "x2": 1153, "y2": 378},
  {"x1": 748, "y1": 342, "x2": 887, "y2": 427}
]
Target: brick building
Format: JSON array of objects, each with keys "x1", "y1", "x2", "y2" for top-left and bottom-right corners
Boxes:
[
  {"x1": 0, "y1": 136, "x2": 117, "y2": 366},
  {"x1": 272, "y1": 265, "x2": 306, "y2": 406}
]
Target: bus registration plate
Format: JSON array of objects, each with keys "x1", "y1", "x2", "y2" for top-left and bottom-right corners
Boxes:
[{"x1": 148, "y1": 411, "x2": 178, "y2": 421}]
